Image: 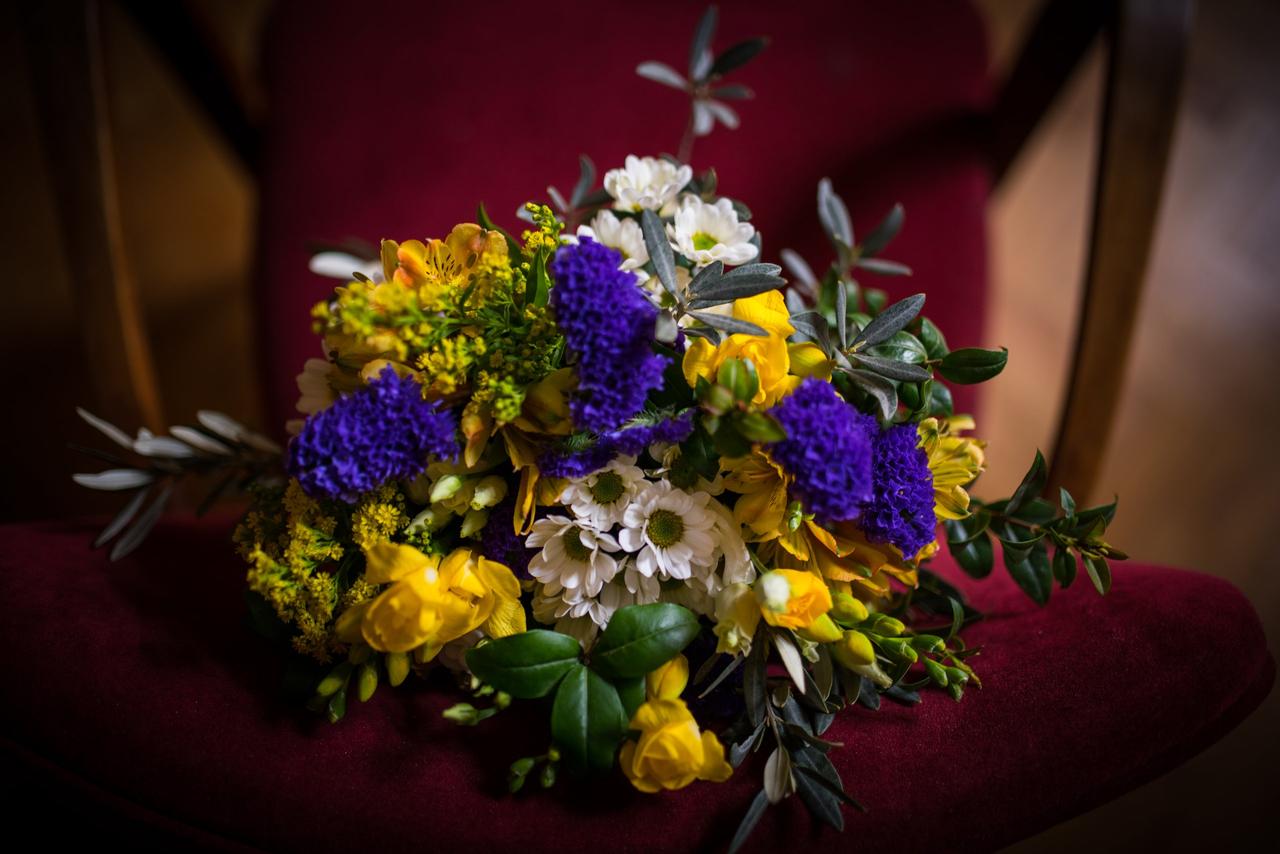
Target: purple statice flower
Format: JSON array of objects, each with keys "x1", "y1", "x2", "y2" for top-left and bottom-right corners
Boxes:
[
  {"x1": 538, "y1": 411, "x2": 695, "y2": 479},
  {"x1": 859, "y1": 422, "x2": 937, "y2": 558},
  {"x1": 287, "y1": 366, "x2": 458, "y2": 503},
  {"x1": 550, "y1": 237, "x2": 669, "y2": 432},
  {"x1": 537, "y1": 443, "x2": 616, "y2": 479},
  {"x1": 768, "y1": 378, "x2": 875, "y2": 524},
  {"x1": 479, "y1": 496, "x2": 536, "y2": 579}
]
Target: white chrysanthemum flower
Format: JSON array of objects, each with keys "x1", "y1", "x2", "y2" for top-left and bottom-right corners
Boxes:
[
  {"x1": 559, "y1": 456, "x2": 647, "y2": 530},
  {"x1": 604, "y1": 155, "x2": 693, "y2": 214},
  {"x1": 666, "y1": 584, "x2": 716, "y2": 619},
  {"x1": 710, "y1": 500, "x2": 755, "y2": 586},
  {"x1": 526, "y1": 515, "x2": 621, "y2": 599},
  {"x1": 576, "y1": 210, "x2": 650, "y2": 275},
  {"x1": 667, "y1": 196, "x2": 758, "y2": 267},
  {"x1": 295, "y1": 357, "x2": 336, "y2": 416},
  {"x1": 618, "y1": 481, "x2": 718, "y2": 581}
]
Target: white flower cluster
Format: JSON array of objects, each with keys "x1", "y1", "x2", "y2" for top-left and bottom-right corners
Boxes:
[
  {"x1": 528, "y1": 455, "x2": 754, "y2": 647},
  {"x1": 582, "y1": 155, "x2": 759, "y2": 297}
]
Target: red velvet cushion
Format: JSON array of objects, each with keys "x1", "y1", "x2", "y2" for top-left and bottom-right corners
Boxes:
[
  {"x1": 255, "y1": 0, "x2": 992, "y2": 426},
  {"x1": 2, "y1": 516, "x2": 1270, "y2": 850}
]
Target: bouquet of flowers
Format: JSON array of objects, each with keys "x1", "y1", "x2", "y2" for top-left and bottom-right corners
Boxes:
[{"x1": 73, "y1": 8, "x2": 1125, "y2": 849}]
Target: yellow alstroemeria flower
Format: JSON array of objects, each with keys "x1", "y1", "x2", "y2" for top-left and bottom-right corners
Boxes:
[
  {"x1": 620, "y1": 699, "x2": 733, "y2": 793},
  {"x1": 682, "y1": 290, "x2": 829, "y2": 408},
  {"x1": 721, "y1": 449, "x2": 791, "y2": 541},
  {"x1": 381, "y1": 223, "x2": 509, "y2": 308},
  {"x1": 918, "y1": 416, "x2": 987, "y2": 520},
  {"x1": 765, "y1": 519, "x2": 923, "y2": 601},
  {"x1": 337, "y1": 543, "x2": 525, "y2": 657}
]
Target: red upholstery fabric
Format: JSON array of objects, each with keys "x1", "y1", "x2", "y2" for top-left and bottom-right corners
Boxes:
[
  {"x1": 255, "y1": 0, "x2": 992, "y2": 427},
  {"x1": 2, "y1": 516, "x2": 1271, "y2": 851}
]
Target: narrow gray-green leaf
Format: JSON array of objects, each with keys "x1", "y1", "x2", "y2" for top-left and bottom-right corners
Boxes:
[
  {"x1": 711, "y1": 37, "x2": 768, "y2": 77},
  {"x1": 571, "y1": 154, "x2": 596, "y2": 208},
  {"x1": 780, "y1": 248, "x2": 818, "y2": 299},
  {"x1": 686, "y1": 274, "x2": 783, "y2": 308},
  {"x1": 73, "y1": 469, "x2": 154, "y2": 491},
  {"x1": 76, "y1": 407, "x2": 134, "y2": 450},
  {"x1": 845, "y1": 369, "x2": 898, "y2": 420},
  {"x1": 688, "y1": 6, "x2": 718, "y2": 78},
  {"x1": 728, "y1": 789, "x2": 770, "y2": 854},
  {"x1": 640, "y1": 209, "x2": 680, "y2": 303},
  {"x1": 835, "y1": 277, "x2": 848, "y2": 349},
  {"x1": 687, "y1": 310, "x2": 766, "y2": 337},
  {"x1": 94, "y1": 486, "x2": 151, "y2": 547},
  {"x1": 855, "y1": 257, "x2": 912, "y2": 276},
  {"x1": 110, "y1": 481, "x2": 174, "y2": 561},
  {"x1": 859, "y1": 203, "x2": 905, "y2": 257},
  {"x1": 713, "y1": 83, "x2": 754, "y2": 100},
  {"x1": 850, "y1": 353, "x2": 932, "y2": 382},
  {"x1": 635, "y1": 61, "x2": 687, "y2": 91},
  {"x1": 850, "y1": 293, "x2": 926, "y2": 349},
  {"x1": 687, "y1": 260, "x2": 724, "y2": 295},
  {"x1": 817, "y1": 178, "x2": 853, "y2": 249}
]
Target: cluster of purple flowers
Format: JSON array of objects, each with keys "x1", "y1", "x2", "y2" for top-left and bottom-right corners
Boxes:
[
  {"x1": 550, "y1": 237, "x2": 668, "y2": 433},
  {"x1": 479, "y1": 496, "x2": 537, "y2": 578},
  {"x1": 859, "y1": 422, "x2": 937, "y2": 558},
  {"x1": 538, "y1": 411, "x2": 695, "y2": 479},
  {"x1": 768, "y1": 378, "x2": 875, "y2": 523},
  {"x1": 286, "y1": 367, "x2": 458, "y2": 502}
]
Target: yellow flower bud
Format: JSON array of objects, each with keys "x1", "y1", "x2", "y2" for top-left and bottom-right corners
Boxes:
[
  {"x1": 470, "y1": 475, "x2": 508, "y2": 510},
  {"x1": 713, "y1": 583, "x2": 761, "y2": 655},
  {"x1": 646, "y1": 653, "x2": 690, "y2": 700},
  {"x1": 797, "y1": 613, "x2": 843, "y2": 644},
  {"x1": 755, "y1": 569, "x2": 833, "y2": 631},
  {"x1": 619, "y1": 699, "x2": 733, "y2": 793},
  {"x1": 831, "y1": 591, "x2": 870, "y2": 623},
  {"x1": 832, "y1": 630, "x2": 876, "y2": 668},
  {"x1": 430, "y1": 474, "x2": 465, "y2": 504},
  {"x1": 460, "y1": 507, "x2": 489, "y2": 538}
]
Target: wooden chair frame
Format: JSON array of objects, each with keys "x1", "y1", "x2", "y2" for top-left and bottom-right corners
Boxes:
[{"x1": 22, "y1": 0, "x2": 1192, "y2": 499}]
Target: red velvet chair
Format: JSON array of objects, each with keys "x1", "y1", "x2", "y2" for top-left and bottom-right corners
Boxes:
[{"x1": 6, "y1": 0, "x2": 1271, "y2": 850}]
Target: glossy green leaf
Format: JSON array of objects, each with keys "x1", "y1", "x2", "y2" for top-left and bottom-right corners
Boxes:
[
  {"x1": 1084, "y1": 554, "x2": 1112, "y2": 595},
  {"x1": 1005, "y1": 543, "x2": 1052, "y2": 606},
  {"x1": 850, "y1": 293, "x2": 926, "y2": 349},
  {"x1": 950, "y1": 530, "x2": 994, "y2": 578},
  {"x1": 465, "y1": 630, "x2": 582, "y2": 699},
  {"x1": 1053, "y1": 547, "x2": 1078, "y2": 588},
  {"x1": 938, "y1": 347, "x2": 1008, "y2": 384},
  {"x1": 711, "y1": 37, "x2": 769, "y2": 77},
  {"x1": 590, "y1": 603, "x2": 700, "y2": 679},
  {"x1": 918, "y1": 317, "x2": 949, "y2": 359},
  {"x1": 550, "y1": 664, "x2": 627, "y2": 773},
  {"x1": 1006, "y1": 450, "x2": 1047, "y2": 516},
  {"x1": 614, "y1": 675, "x2": 645, "y2": 721}
]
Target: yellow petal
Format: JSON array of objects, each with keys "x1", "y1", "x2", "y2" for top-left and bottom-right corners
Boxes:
[
  {"x1": 364, "y1": 542, "x2": 435, "y2": 584},
  {"x1": 335, "y1": 600, "x2": 372, "y2": 643},
  {"x1": 788, "y1": 342, "x2": 833, "y2": 379},
  {"x1": 697, "y1": 731, "x2": 733, "y2": 783},
  {"x1": 682, "y1": 337, "x2": 719, "y2": 389},
  {"x1": 732, "y1": 290, "x2": 794, "y2": 337}
]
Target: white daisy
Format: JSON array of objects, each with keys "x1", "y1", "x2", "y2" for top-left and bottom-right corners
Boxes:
[
  {"x1": 710, "y1": 500, "x2": 755, "y2": 587},
  {"x1": 526, "y1": 516, "x2": 621, "y2": 599},
  {"x1": 559, "y1": 456, "x2": 646, "y2": 530},
  {"x1": 618, "y1": 481, "x2": 718, "y2": 581},
  {"x1": 604, "y1": 155, "x2": 693, "y2": 214},
  {"x1": 667, "y1": 196, "x2": 758, "y2": 267},
  {"x1": 576, "y1": 210, "x2": 650, "y2": 277}
]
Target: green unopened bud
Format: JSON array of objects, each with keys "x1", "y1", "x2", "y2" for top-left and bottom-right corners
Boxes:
[
  {"x1": 830, "y1": 591, "x2": 869, "y2": 623},
  {"x1": 470, "y1": 475, "x2": 508, "y2": 510},
  {"x1": 430, "y1": 474, "x2": 465, "y2": 504},
  {"x1": 832, "y1": 629, "x2": 875, "y2": 668},
  {"x1": 704, "y1": 384, "x2": 735, "y2": 415},
  {"x1": 386, "y1": 652, "x2": 410, "y2": 687},
  {"x1": 442, "y1": 702, "x2": 480, "y2": 725},
  {"x1": 326, "y1": 687, "x2": 347, "y2": 723},
  {"x1": 495, "y1": 691, "x2": 512, "y2": 710},
  {"x1": 460, "y1": 507, "x2": 489, "y2": 538},
  {"x1": 877, "y1": 636, "x2": 917, "y2": 662},
  {"x1": 717, "y1": 358, "x2": 746, "y2": 397},
  {"x1": 784, "y1": 500, "x2": 805, "y2": 533},
  {"x1": 316, "y1": 662, "x2": 353, "y2": 697},
  {"x1": 910, "y1": 634, "x2": 945, "y2": 653},
  {"x1": 357, "y1": 662, "x2": 378, "y2": 701},
  {"x1": 948, "y1": 680, "x2": 965, "y2": 701},
  {"x1": 945, "y1": 666, "x2": 970, "y2": 686},
  {"x1": 869, "y1": 614, "x2": 906, "y2": 636},
  {"x1": 407, "y1": 506, "x2": 446, "y2": 534},
  {"x1": 798, "y1": 613, "x2": 843, "y2": 644},
  {"x1": 923, "y1": 658, "x2": 948, "y2": 687},
  {"x1": 547, "y1": 747, "x2": 561, "y2": 763},
  {"x1": 510, "y1": 757, "x2": 536, "y2": 777},
  {"x1": 540, "y1": 763, "x2": 557, "y2": 788}
]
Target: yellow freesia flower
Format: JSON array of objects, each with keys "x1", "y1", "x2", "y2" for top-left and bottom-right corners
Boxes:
[
  {"x1": 755, "y1": 569, "x2": 833, "y2": 631},
  {"x1": 620, "y1": 699, "x2": 733, "y2": 793},
  {"x1": 682, "y1": 291, "x2": 829, "y2": 407},
  {"x1": 712, "y1": 582, "x2": 762, "y2": 655},
  {"x1": 337, "y1": 543, "x2": 525, "y2": 657},
  {"x1": 382, "y1": 223, "x2": 508, "y2": 308},
  {"x1": 646, "y1": 653, "x2": 690, "y2": 700},
  {"x1": 918, "y1": 416, "x2": 987, "y2": 520}
]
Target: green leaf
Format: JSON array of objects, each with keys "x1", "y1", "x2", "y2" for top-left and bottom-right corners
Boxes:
[
  {"x1": 687, "y1": 310, "x2": 766, "y2": 337},
  {"x1": 711, "y1": 37, "x2": 769, "y2": 77},
  {"x1": 614, "y1": 675, "x2": 645, "y2": 720},
  {"x1": 550, "y1": 664, "x2": 627, "y2": 773},
  {"x1": 1053, "y1": 547, "x2": 1078, "y2": 588},
  {"x1": 867, "y1": 330, "x2": 929, "y2": 365},
  {"x1": 590, "y1": 603, "x2": 701, "y2": 679},
  {"x1": 835, "y1": 274, "x2": 849, "y2": 349},
  {"x1": 465, "y1": 630, "x2": 582, "y2": 699},
  {"x1": 1005, "y1": 543, "x2": 1052, "y2": 605},
  {"x1": 944, "y1": 511, "x2": 991, "y2": 546},
  {"x1": 476, "y1": 203, "x2": 523, "y2": 261},
  {"x1": 571, "y1": 154, "x2": 596, "y2": 208},
  {"x1": 927, "y1": 381, "x2": 954, "y2": 417},
  {"x1": 817, "y1": 178, "x2": 854, "y2": 253},
  {"x1": 728, "y1": 789, "x2": 770, "y2": 854},
  {"x1": 849, "y1": 353, "x2": 932, "y2": 382},
  {"x1": 858, "y1": 203, "x2": 904, "y2": 258},
  {"x1": 1059, "y1": 487, "x2": 1077, "y2": 518},
  {"x1": 793, "y1": 751, "x2": 844, "y2": 830},
  {"x1": 918, "y1": 317, "x2": 949, "y2": 359},
  {"x1": 640, "y1": 209, "x2": 680, "y2": 303},
  {"x1": 686, "y1": 267, "x2": 784, "y2": 308},
  {"x1": 843, "y1": 368, "x2": 898, "y2": 420},
  {"x1": 950, "y1": 530, "x2": 994, "y2": 578},
  {"x1": 1071, "y1": 498, "x2": 1119, "y2": 536},
  {"x1": 788, "y1": 311, "x2": 833, "y2": 354},
  {"x1": 1006, "y1": 450, "x2": 1047, "y2": 516},
  {"x1": 735, "y1": 411, "x2": 787, "y2": 442},
  {"x1": 854, "y1": 257, "x2": 912, "y2": 276},
  {"x1": 1084, "y1": 554, "x2": 1112, "y2": 595},
  {"x1": 688, "y1": 5, "x2": 718, "y2": 78},
  {"x1": 938, "y1": 347, "x2": 1008, "y2": 384},
  {"x1": 687, "y1": 260, "x2": 725, "y2": 295},
  {"x1": 530, "y1": 250, "x2": 551, "y2": 308},
  {"x1": 850, "y1": 293, "x2": 926, "y2": 349}
]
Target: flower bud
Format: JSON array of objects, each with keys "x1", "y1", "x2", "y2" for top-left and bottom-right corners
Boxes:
[
  {"x1": 910, "y1": 634, "x2": 945, "y2": 653},
  {"x1": 386, "y1": 651, "x2": 410, "y2": 687},
  {"x1": 756, "y1": 572, "x2": 791, "y2": 614},
  {"x1": 832, "y1": 630, "x2": 875, "y2": 669},
  {"x1": 830, "y1": 591, "x2": 869, "y2": 623},
  {"x1": 923, "y1": 658, "x2": 948, "y2": 687},
  {"x1": 470, "y1": 475, "x2": 508, "y2": 510},
  {"x1": 798, "y1": 613, "x2": 843, "y2": 644},
  {"x1": 646, "y1": 653, "x2": 690, "y2": 700},
  {"x1": 430, "y1": 474, "x2": 465, "y2": 504},
  {"x1": 460, "y1": 507, "x2": 489, "y2": 538},
  {"x1": 877, "y1": 636, "x2": 917, "y2": 662},
  {"x1": 868, "y1": 613, "x2": 906, "y2": 636},
  {"x1": 357, "y1": 662, "x2": 378, "y2": 701}
]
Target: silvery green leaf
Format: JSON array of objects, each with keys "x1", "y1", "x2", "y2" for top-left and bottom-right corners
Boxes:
[
  {"x1": 780, "y1": 249, "x2": 818, "y2": 298},
  {"x1": 730, "y1": 198, "x2": 753, "y2": 221},
  {"x1": 169, "y1": 425, "x2": 233, "y2": 455},
  {"x1": 635, "y1": 61, "x2": 688, "y2": 91},
  {"x1": 639, "y1": 210, "x2": 680, "y2": 303},
  {"x1": 784, "y1": 290, "x2": 806, "y2": 314},
  {"x1": 689, "y1": 6, "x2": 718, "y2": 78},
  {"x1": 835, "y1": 277, "x2": 848, "y2": 349},
  {"x1": 94, "y1": 486, "x2": 151, "y2": 547},
  {"x1": 692, "y1": 101, "x2": 715, "y2": 136},
  {"x1": 845, "y1": 369, "x2": 898, "y2": 420},
  {"x1": 197, "y1": 410, "x2": 246, "y2": 443},
  {"x1": 308, "y1": 252, "x2": 381, "y2": 283},
  {"x1": 110, "y1": 482, "x2": 174, "y2": 561},
  {"x1": 571, "y1": 154, "x2": 596, "y2": 208},
  {"x1": 704, "y1": 99, "x2": 740, "y2": 130},
  {"x1": 687, "y1": 265, "x2": 783, "y2": 307},
  {"x1": 789, "y1": 311, "x2": 832, "y2": 352},
  {"x1": 687, "y1": 260, "x2": 725, "y2": 296},
  {"x1": 687, "y1": 311, "x2": 766, "y2": 337},
  {"x1": 855, "y1": 257, "x2": 912, "y2": 276},
  {"x1": 850, "y1": 353, "x2": 932, "y2": 382},
  {"x1": 850, "y1": 293, "x2": 926, "y2": 349},
  {"x1": 240, "y1": 430, "x2": 283, "y2": 455},
  {"x1": 76, "y1": 407, "x2": 134, "y2": 450},
  {"x1": 713, "y1": 83, "x2": 754, "y2": 100},
  {"x1": 692, "y1": 47, "x2": 714, "y2": 82},
  {"x1": 817, "y1": 178, "x2": 853, "y2": 249},
  {"x1": 711, "y1": 37, "x2": 769, "y2": 77},
  {"x1": 654, "y1": 312, "x2": 679, "y2": 344},
  {"x1": 73, "y1": 469, "x2": 154, "y2": 491},
  {"x1": 860, "y1": 203, "x2": 905, "y2": 257},
  {"x1": 763, "y1": 746, "x2": 795, "y2": 805},
  {"x1": 682, "y1": 325, "x2": 721, "y2": 346},
  {"x1": 515, "y1": 205, "x2": 536, "y2": 224},
  {"x1": 546, "y1": 185, "x2": 569, "y2": 213},
  {"x1": 773, "y1": 632, "x2": 807, "y2": 693},
  {"x1": 133, "y1": 435, "x2": 196, "y2": 458}
]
